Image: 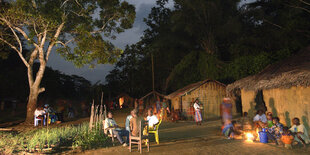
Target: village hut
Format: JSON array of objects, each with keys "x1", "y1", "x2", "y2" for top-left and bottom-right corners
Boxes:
[
  {"x1": 227, "y1": 46, "x2": 310, "y2": 128},
  {"x1": 166, "y1": 79, "x2": 230, "y2": 120}
]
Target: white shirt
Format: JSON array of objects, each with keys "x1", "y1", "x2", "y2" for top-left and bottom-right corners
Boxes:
[
  {"x1": 125, "y1": 115, "x2": 133, "y2": 131},
  {"x1": 34, "y1": 109, "x2": 45, "y2": 117},
  {"x1": 147, "y1": 115, "x2": 159, "y2": 127},
  {"x1": 290, "y1": 124, "x2": 310, "y2": 143},
  {"x1": 104, "y1": 118, "x2": 120, "y2": 130},
  {"x1": 193, "y1": 103, "x2": 200, "y2": 111},
  {"x1": 253, "y1": 114, "x2": 267, "y2": 123}
]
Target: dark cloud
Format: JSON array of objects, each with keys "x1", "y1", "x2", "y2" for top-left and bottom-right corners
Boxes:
[{"x1": 47, "y1": 0, "x2": 157, "y2": 84}]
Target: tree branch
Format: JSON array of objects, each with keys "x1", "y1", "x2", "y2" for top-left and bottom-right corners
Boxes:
[
  {"x1": 46, "y1": 22, "x2": 65, "y2": 61},
  {"x1": 39, "y1": 87, "x2": 45, "y2": 93},
  {"x1": 0, "y1": 37, "x2": 29, "y2": 67},
  {"x1": 285, "y1": 3, "x2": 310, "y2": 14},
  {"x1": 299, "y1": 0, "x2": 310, "y2": 6},
  {"x1": 91, "y1": 14, "x2": 117, "y2": 34}
]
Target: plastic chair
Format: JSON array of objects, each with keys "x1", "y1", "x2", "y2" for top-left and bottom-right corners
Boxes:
[
  {"x1": 34, "y1": 116, "x2": 45, "y2": 126},
  {"x1": 148, "y1": 119, "x2": 162, "y2": 144}
]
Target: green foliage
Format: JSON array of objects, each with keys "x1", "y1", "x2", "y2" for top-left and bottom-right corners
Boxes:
[
  {"x1": 0, "y1": 123, "x2": 111, "y2": 154},
  {"x1": 1, "y1": 0, "x2": 136, "y2": 67}
]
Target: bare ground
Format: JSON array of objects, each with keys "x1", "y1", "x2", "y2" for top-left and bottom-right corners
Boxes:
[{"x1": 75, "y1": 112, "x2": 310, "y2": 155}]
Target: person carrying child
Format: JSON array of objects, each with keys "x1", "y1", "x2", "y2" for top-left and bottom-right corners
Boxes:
[
  {"x1": 253, "y1": 110, "x2": 267, "y2": 128},
  {"x1": 289, "y1": 117, "x2": 310, "y2": 147},
  {"x1": 267, "y1": 117, "x2": 283, "y2": 145}
]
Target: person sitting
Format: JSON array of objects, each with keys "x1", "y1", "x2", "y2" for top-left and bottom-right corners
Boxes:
[
  {"x1": 281, "y1": 126, "x2": 294, "y2": 149},
  {"x1": 125, "y1": 109, "x2": 137, "y2": 132},
  {"x1": 289, "y1": 117, "x2": 310, "y2": 147},
  {"x1": 130, "y1": 110, "x2": 141, "y2": 137},
  {"x1": 267, "y1": 117, "x2": 283, "y2": 145},
  {"x1": 146, "y1": 109, "x2": 159, "y2": 130},
  {"x1": 222, "y1": 120, "x2": 239, "y2": 139},
  {"x1": 34, "y1": 107, "x2": 46, "y2": 126},
  {"x1": 266, "y1": 112, "x2": 274, "y2": 128},
  {"x1": 104, "y1": 112, "x2": 129, "y2": 146},
  {"x1": 253, "y1": 110, "x2": 267, "y2": 129},
  {"x1": 44, "y1": 104, "x2": 57, "y2": 123}
]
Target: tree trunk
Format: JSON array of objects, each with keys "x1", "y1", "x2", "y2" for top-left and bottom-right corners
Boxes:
[{"x1": 25, "y1": 86, "x2": 39, "y2": 122}]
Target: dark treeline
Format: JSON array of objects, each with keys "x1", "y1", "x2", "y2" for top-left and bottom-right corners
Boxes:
[
  {"x1": 0, "y1": 51, "x2": 92, "y2": 103},
  {"x1": 105, "y1": 0, "x2": 310, "y2": 98}
]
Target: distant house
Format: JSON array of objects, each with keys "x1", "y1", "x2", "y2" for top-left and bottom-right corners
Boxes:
[
  {"x1": 227, "y1": 47, "x2": 310, "y2": 128},
  {"x1": 166, "y1": 79, "x2": 229, "y2": 120}
]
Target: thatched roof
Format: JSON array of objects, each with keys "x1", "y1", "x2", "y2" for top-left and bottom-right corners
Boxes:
[
  {"x1": 139, "y1": 91, "x2": 165, "y2": 100},
  {"x1": 166, "y1": 79, "x2": 226, "y2": 99},
  {"x1": 227, "y1": 46, "x2": 310, "y2": 93}
]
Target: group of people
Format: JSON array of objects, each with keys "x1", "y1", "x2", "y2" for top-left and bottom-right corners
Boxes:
[
  {"x1": 252, "y1": 110, "x2": 309, "y2": 148},
  {"x1": 104, "y1": 108, "x2": 160, "y2": 147},
  {"x1": 220, "y1": 97, "x2": 310, "y2": 148},
  {"x1": 34, "y1": 104, "x2": 58, "y2": 126}
]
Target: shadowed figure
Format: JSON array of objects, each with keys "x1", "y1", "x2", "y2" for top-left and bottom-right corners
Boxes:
[
  {"x1": 269, "y1": 98, "x2": 278, "y2": 117},
  {"x1": 302, "y1": 115, "x2": 309, "y2": 132},
  {"x1": 254, "y1": 90, "x2": 267, "y2": 112},
  {"x1": 285, "y1": 111, "x2": 291, "y2": 127},
  {"x1": 248, "y1": 102, "x2": 255, "y2": 117}
]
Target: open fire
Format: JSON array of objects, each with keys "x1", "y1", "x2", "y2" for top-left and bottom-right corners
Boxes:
[{"x1": 245, "y1": 132, "x2": 254, "y2": 142}]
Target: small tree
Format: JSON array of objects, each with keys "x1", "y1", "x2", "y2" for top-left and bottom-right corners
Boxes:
[{"x1": 0, "y1": 0, "x2": 135, "y2": 122}]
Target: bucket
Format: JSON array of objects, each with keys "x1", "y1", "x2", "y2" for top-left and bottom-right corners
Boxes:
[{"x1": 259, "y1": 131, "x2": 268, "y2": 143}]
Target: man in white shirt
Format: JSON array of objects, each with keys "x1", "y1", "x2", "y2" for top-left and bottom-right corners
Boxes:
[
  {"x1": 253, "y1": 110, "x2": 267, "y2": 128},
  {"x1": 290, "y1": 117, "x2": 310, "y2": 147},
  {"x1": 147, "y1": 109, "x2": 159, "y2": 129},
  {"x1": 104, "y1": 112, "x2": 129, "y2": 146}
]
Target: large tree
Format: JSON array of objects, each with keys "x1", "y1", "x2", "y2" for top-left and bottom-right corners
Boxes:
[{"x1": 0, "y1": 0, "x2": 135, "y2": 122}]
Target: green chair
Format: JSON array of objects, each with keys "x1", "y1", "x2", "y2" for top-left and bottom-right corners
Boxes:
[{"x1": 148, "y1": 119, "x2": 162, "y2": 144}]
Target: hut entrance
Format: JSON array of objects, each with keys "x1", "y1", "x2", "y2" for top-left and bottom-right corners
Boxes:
[
  {"x1": 232, "y1": 88, "x2": 242, "y2": 116},
  {"x1": 254, "y1": 90, "x2": 267, "y2": 112}
]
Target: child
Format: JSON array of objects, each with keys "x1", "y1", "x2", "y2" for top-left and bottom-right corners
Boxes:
[
  {"x1": 267, "y1": 117, "x2": 283, "y2": 145},
  {"x1": 222, "y1": 120, "x2": 239, "y2": 139},
  {"x1": 289, "y1": 117, "x2": 310, "y2": 147},
  {"x1": 281, "y1": 127, "x2": 294, "y2": 149},
  {"x1": 266, "y1": 112, "x2": 274, "y2": 128}
]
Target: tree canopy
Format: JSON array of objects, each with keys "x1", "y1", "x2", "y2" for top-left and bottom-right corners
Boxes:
[{"x1": 106, "y1": 0, "x2": 310, "y2": 97}]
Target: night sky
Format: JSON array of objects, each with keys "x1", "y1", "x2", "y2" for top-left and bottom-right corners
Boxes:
[
  {"x1": 46, "y1": 0, "x2": 159, "y2": 84},
  {"x1": 46, "y1": 0, "x2": 252, "y2": 84}
]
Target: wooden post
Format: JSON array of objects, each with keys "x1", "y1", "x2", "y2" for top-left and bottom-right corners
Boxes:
[
  {"x1": 151, "y1": 53, "x2": 155, "y2": 98},
  {"x1": 89, "y1": 100, "x2": 94, "y2": 131}
]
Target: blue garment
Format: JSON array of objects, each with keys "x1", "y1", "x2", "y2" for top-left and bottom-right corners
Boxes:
[
  {"x1": 222, "y1": 123, "x2": 233, "y2": 136},
  {"x1": 125, "y1": 115, "x2": 133, "y2": 131},
  {"x1": 156, "y1": 101, "x2": 161, "y2": 113}
]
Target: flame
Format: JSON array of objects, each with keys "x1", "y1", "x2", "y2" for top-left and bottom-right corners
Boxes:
[
  {"x1": 245, "y1": 132, "x2": 254, "y2": 142},
  {"x1": 119, "y1": 97, "x2": 124, "y2": 109}
]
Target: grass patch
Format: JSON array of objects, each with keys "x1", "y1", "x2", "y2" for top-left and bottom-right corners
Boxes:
[{"x1": 0, "y1": 123, "x2": 111, "y2": 153}]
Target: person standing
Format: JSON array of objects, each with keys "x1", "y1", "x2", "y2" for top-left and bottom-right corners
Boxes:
[
  {"x1": 155, "y1": 96, "x2": 161, "y2": 114},
  {"x1": 193, "y1": 99, "x2": 202, "y2": 125},
  {"x1": 220, "y1": 97, "x2": 232, "y2": 125}
]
